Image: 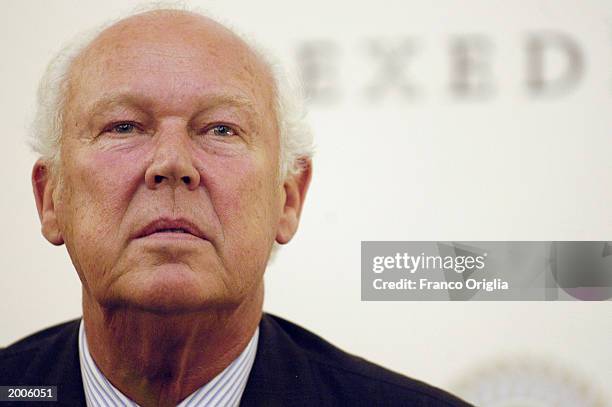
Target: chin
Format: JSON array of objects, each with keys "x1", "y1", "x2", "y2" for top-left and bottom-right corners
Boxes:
[{"x1": 117, "y1": 263, "x2": 234, "y2": 314}]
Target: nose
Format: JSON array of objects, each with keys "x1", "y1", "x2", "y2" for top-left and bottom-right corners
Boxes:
[{"x1": 145, "y1": 128, "x2": 200, "y2": 191}]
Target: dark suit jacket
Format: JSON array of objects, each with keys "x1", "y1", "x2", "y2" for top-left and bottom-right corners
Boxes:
[{"x1": 0, "y1": 313, "x2": 472, "y2": 406}]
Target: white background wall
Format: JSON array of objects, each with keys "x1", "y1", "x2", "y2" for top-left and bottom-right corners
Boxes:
[{"x1": 1, "y1": 1, "x2": 611, "y2": 405}]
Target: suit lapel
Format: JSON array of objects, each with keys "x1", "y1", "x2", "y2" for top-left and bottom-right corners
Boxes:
[
  {"x1": 240, "y1": 314, "x2": 322, "y2": 407},
  {"x1": 21, "y1": 319, "x2": 86, "y2": 406}
]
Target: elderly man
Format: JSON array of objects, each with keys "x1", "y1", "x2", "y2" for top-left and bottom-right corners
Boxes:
[{"x1": 0, "y1": 8, "x2": 470, "y2": 407}]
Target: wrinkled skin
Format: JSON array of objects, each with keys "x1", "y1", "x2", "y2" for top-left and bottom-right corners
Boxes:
[{"x1": 32, "y1": 10, "x2": 311, "y2": 407}]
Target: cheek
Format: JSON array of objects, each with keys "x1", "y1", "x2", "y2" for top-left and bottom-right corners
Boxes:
[
  {"x1": 201, "y1": 154, "x2": 279, "y2": 290},
  {"x1": 202, "y1": 151, "x2": 280, "y2": 240},
  {"x1": 58, "y1": 147, "x2": 147, "y2": 241}
]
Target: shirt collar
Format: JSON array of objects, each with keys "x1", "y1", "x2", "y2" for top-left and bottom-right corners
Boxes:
[{"x1": 78, "y1": 319, "x2": 259, "y2": 407}]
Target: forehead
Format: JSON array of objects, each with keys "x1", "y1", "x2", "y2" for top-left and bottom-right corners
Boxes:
[{"x1": 66, "y1": 11, "x2": 276, "y2": 118}]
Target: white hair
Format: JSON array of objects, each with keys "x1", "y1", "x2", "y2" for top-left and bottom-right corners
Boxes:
[{"x1": 30, "y1": 3, "x2": 314, "y2": 180}]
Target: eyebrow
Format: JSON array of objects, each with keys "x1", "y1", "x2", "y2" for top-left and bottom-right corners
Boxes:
[{"x1": 84, "y1": 92, "x2": 260, "y2": 119}]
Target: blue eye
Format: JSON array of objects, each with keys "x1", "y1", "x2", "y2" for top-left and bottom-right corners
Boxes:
[
  {"x1": 211, "y1": 125, "x2": 236, "y2": 137},
  {"x1": 112, "y1": 123, "x2": 137, "y2": 133}
]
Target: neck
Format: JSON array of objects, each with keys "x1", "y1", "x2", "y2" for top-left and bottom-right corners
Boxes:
[{"x1": 81, "y1": 283, "x2": 264, "y2": 407}]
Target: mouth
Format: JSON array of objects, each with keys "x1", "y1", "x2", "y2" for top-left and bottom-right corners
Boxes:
[{"x1": 134, "y1": 218, "x2": 206, "y2": 241}]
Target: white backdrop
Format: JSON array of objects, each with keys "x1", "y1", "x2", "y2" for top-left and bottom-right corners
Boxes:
[{"x1": 1, "y1": 1, "x2": 611, "y2": 405}]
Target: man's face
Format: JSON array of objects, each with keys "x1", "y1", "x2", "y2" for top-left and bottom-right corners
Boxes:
[{"x1": 39, "y1": 14, "x2": 288, "y2": 312}]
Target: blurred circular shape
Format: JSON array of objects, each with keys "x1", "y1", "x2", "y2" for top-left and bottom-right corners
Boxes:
[
  {"x1": 452, "y1": 356, "x2": 608, "y2": 407},
  {"x1": 550, "y1": 242, "x2": 612, "y2": 300}
]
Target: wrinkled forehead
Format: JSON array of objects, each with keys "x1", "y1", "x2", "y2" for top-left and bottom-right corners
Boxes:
[{"x1": 65, "y1": 10, "x2": 276, "y2": 120}]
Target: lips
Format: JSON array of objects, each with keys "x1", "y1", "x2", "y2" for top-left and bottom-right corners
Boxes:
[{"x1": 134, "y1": 218, "x2": 206, "y2": 240}]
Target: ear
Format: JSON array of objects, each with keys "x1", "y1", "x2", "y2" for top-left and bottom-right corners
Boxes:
[
  {"x1": 32, "y1": 160, "x2": 64, "y2": 245},
  {"x1": 276, "y1": 159, "x2": 312, "y2": 244}
]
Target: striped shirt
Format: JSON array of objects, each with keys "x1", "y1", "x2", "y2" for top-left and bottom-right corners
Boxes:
[{"x1": 78, "y1": 320, "x2": 259, "y2": 407}]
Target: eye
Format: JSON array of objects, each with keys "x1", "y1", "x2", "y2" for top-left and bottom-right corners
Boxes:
[
  {"x1": 104, "y1": 122, "x2": 140, "y2": 134},
  {"x1": 114, "y1": 123, "x2": 135, "y2": 133},
  {"x1": 209, "y1": 124, "x2": 237, "y2": 137}
]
